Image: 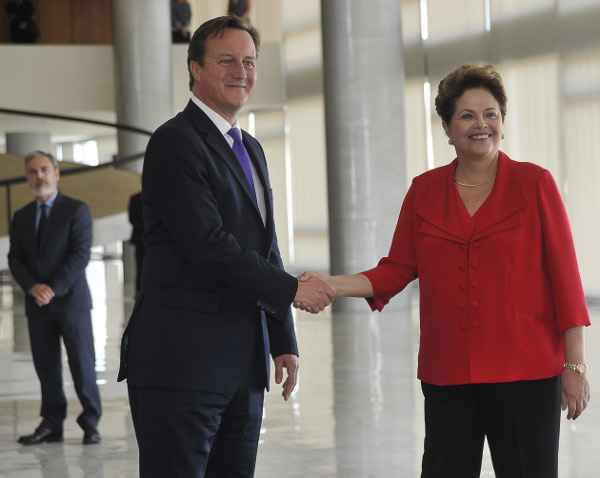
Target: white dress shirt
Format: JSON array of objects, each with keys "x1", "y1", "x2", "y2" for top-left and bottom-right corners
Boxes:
[{"x1": 190, "y1": 95, "x2": 266, "y2": 225}]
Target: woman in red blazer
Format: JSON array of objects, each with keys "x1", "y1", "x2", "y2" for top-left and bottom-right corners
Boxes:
[{"x1": 297, "y1": 65, "x2": 591, "y2": 477}]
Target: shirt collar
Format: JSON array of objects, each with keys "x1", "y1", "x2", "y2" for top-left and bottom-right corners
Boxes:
[
  {"x1": 190, "y1": 95, "x2": 240, "y2": 138},
  {"x1": 37, "y1": 191, "x2": 58, "y2": 208}
]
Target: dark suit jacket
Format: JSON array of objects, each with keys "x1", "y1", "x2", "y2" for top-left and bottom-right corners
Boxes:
[
  {"x1": 8, "y1": 193, "x2": 93, "y2": 318},
  {"x1": 128, "y1": 191, "x2": 144, "y2": 245},
  {"x1": 121, "y1": 101, "x2": 298, "y2": 394}
]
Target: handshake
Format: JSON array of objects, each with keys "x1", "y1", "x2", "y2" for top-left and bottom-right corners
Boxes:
[{"x1": 293, "y1": 272, "x2": 337, "y2": 313}]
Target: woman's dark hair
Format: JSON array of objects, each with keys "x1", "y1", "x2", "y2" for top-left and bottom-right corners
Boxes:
[
  {"x1": 435, "y1": 64, "x2": 507, "y2": 124},
  {"x1": 187, "y1": 15, "x2": 260, "y2": 90}
]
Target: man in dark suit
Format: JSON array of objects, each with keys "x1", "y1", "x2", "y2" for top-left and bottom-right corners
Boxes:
[
  {"x1": 127, "y1": 191, "x2": 144, "y2": 294},
  {"x1": 118, "y1": 15, "x2": 334, "y2": 477},
  {"x1": 8, "y1": 150, "x2": 102, "y2": 445}
]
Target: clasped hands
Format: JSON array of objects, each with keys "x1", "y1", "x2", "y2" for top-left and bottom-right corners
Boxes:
[
  {"x1": 29, "y1": 283, "x2": 55, "y2": 307},
  {"x1": 293, "y1": 272, "x2": 336, "y2": 313}
]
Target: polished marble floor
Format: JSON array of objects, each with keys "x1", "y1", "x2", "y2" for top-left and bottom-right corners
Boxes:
[{"x1": 0, "y1": 255, "x2": 598, "y2": 477}]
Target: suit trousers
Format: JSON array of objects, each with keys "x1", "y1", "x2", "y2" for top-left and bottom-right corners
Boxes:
[
  {"x1": 27, "y1": 308, "x2": 101, "y2": 432},
  {"x1": 129, "y1": 382, "x2": 264, "y2": 478},
  {"x1": 420, "y1": 376, "x2": 561, "y2": 478}
]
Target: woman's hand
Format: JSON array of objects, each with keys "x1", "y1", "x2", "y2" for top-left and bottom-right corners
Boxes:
[
  {"x1": 294, "y1": 272, "x2": 336, "y2": 313},
  {"x1": 298, "y1": 271, "x2": 332, "y2": 287},
  {"x1": 561, "y1": 369, "x2": 590, "y2": 420}
]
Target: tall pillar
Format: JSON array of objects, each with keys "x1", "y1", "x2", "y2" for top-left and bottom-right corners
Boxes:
[
  {"x1": 321, "y1": 0, "x2": 408, "y2": 312},
  {"x1": 321, "y1": 2, "x2": 416, "y2": 474},
  {"x1": 5, "y1": 132, "x2": 52, "y2": 156},
  {"x1": 112, "y1": 0, "x2": 173, "y2": 172},
  {"x1": 332, "y1": 308, "x2": 419, "y2": 477}
]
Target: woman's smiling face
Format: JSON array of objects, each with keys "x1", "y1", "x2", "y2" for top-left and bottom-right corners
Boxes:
[{"x1": 444, "y1": 87, "x2": 504, "y2": 161}]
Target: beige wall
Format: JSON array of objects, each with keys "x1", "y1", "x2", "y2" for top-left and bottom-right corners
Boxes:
[{"x1": 286, "y1": 95, "x2": 329, "y2": 270}]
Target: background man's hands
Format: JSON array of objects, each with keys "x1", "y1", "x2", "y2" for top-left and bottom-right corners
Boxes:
[
  {"x1": 293, "y1": 272, "x2": 335, "y2": 313},
  {"x1": 29, "y1": 284, "x2": 55, "y2": 307}
]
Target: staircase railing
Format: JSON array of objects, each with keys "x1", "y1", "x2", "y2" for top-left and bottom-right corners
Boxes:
[{"x1": 0, "y1": 107, "x2": 152, "y2": 232}]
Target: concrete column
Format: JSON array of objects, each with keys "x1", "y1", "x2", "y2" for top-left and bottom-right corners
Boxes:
[
  {"x1": 321, "y1": 0, "x2": 408, "y2": 312},
  {"x1": 5, "y1": 132, "x2": 51, "y2": 156},
  {"x1": 332, "y1": 307, "x2": 419, "y2": 476},
  {"x1": 112, "y1": 0, "x2": 173, "y2": 172},
  {"x1": 320, "y1": 4, "x2": 416, "y2": 473}
]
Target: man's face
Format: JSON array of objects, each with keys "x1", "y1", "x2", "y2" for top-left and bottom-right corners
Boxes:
[
  {"x1": 25, "y1": 155, "x2": 60, "y2": 200},
  {"x1": 191, "y1": 28, "x2": 257, "y2": 123}
]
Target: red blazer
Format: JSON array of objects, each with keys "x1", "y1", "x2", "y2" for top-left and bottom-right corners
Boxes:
[{"x1": 362, "y1": 152, "x2": 590, "y2": 386}]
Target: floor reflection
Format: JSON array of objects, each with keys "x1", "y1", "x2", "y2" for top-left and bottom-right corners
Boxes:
[{"x1": 0, "y1": 252, "x2": 599, "y2": 477}]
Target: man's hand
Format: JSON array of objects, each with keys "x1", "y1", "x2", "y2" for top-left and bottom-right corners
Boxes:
[
  {"x1": 293, "y1": 272, "x2": 336, "y2": 313},
  {"x1": 29, "y1": 284, "x2": 55, "y2": 307},
  {"x1": 561, "y1": 369, "x2": 590, "y2": 420},
  {"x1": 274, "y1": 354, "x2": 299, "y2": 401}
]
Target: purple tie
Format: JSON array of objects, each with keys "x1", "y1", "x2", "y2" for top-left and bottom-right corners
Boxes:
[{"x1": 228, "y1": 128, "x2": 257, "y2": 201}]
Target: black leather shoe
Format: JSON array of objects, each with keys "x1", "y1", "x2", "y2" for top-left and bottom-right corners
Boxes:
[
  {"x1": 82, "y1": 430, "x2": 101, "y2": 445},
  {"x1": 18, "y1": 427, "x2": 63, "y2": 445}
]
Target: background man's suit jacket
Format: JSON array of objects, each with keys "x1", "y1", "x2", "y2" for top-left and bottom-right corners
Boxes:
[
  {"x1": 8, "y1": 193, "x2": 93, "y2": 318},
  {"x1": 121, "y1": 101, "x2": 298, "y2": 394}
]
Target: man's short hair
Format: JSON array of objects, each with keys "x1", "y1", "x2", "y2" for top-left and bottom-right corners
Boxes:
[
  {"x1": 24, "y1": 150, "x2": 59, "y2": 169},
  {"x1": 187, "y1": 15, "x2": 260, "y2": 90}
]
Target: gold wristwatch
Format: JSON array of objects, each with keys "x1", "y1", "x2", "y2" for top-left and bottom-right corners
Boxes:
[{"x1": 564, "y1": 362, "x2": 587, "y2": 375}]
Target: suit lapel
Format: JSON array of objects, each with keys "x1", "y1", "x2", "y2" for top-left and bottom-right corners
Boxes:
[
  {"x1": 23, "y1": 202, "x2": 38, "y2": 257},
  {"x1": 243, "y1": 131, "x2": 269, "y2": 194},
  {"x1": 38, "y1": 193, "x2": 64, "y2": 257},
  {"x1": 243, "y1": 132, "x2": 272, "y2": 234},
  {"x1": 185, "y1": 102, "x2": 264, "y2": 223}
]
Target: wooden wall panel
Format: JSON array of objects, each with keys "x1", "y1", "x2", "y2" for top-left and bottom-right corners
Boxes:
[
  {"x1": 0, "y1": 5, "x2": 9, "y2": 42},
  {"x1": 71, "y1": 0, "x2": 112, "y2": 44},
  {"x1": 1, "y1": 0, "x2": 112, "y2": 44},
  {"x1": 37, "y1": 0, "x2": 73, "y2": 43}
]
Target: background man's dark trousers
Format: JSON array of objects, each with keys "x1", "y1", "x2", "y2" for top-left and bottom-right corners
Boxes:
[{"x1": 28, "y1": 307, "x2": 101, "y2": 433}]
